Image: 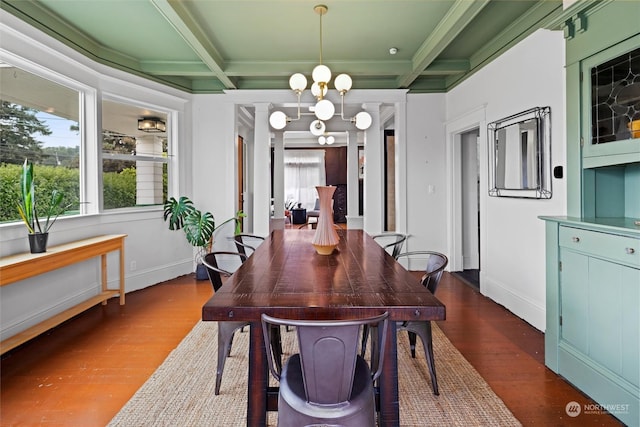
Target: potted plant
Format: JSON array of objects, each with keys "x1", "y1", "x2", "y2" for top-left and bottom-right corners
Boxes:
[
  {"x1": 16, "y1": 159, "x2": 69, "y2": 253},
  {"x1": 163, "y1": 196, "x2": 244, "y2": 280}
]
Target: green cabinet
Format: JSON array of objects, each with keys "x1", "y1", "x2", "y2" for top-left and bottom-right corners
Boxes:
[
  {"x1": 542, "y1": 2, "x2": 640, "y2": 425},
  {"x1": 543, "y1": 219, "x2": 639, "y2": 426}
]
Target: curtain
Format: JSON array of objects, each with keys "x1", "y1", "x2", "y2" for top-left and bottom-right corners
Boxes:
[{"x1": 284, "y1": 149, "x2": 326, "y2": 210}]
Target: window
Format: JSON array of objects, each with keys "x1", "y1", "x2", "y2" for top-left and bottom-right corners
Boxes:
[
  {"x1": 101, "y1": 99, "x2": 169, "y2": 209},
  {"x1": 284, "y1": 149, "x2": 326, "y2": 210},
  {"x1": 0, "y1": 61, "x2": 81, "y2": 223}
]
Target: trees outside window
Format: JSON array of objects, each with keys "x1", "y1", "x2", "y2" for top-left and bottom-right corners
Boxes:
[{"x1": 0, "y1": 64, "x2": 80, "y2": 223}]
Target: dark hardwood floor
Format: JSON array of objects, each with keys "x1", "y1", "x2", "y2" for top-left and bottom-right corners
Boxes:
[{"x1": 1, "y1": 271, "x2": 624, "y2": 426}]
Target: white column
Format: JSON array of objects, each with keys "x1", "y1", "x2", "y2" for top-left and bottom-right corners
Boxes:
[
  {"x1": 272, "y1": 131, "x2": 285, "y2": 230},
  {"x1": 346, "y1": 129, "x2": 362, "y2": 229},
  {"x1": 253, "y1": 103, "x2": 271, "y2": 235},
  {"x1": 362, "y1": 103, "x2": 383, "y2": 234},
  {"x1": 135, "y1": 135, "x2": 163, "y2": 205},
  {"x1": 394, "y1": 100, "x2": 408, "y2": 235}
]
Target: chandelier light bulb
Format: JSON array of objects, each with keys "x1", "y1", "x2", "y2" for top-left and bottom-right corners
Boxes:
[
  {"x1": 354, "y1": 111, "x2": 372, "y2": 130},
  {"x1": 315, "y1": 99, "x2": 335, "y2": 121},
  {"x1": 269, "y1": 111, "x2": 288, "y2": 129},
  {"x1": 312, "y1": 64, "x2": 331, "y2": 85},
  {"x1": 326, "y1": 135, "x2": 335, "y2": 145},
  {"x1": 311, "y1": 81, "x2": 328, "y2": 99},
  {"x1": 334, "y1": 74, "x2": 352, "y2": 93},
  {"x1": 310, "y1": 119, "x2": 326, "y2": 136},
  {"x1": 318, "y1": 136, "x2": 326, "y2": 145},
  {"x1": 289, "y1": 73, "x2": 307, "y2": 92}
]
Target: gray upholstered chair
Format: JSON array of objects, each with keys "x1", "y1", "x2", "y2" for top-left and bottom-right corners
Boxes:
[
  {"x1": 306, "y1": 198, "x2": 321, "y2": 223},
  {"x1": 202, "y1": 251, "x2": 282, "y2": 395},
  {"x1": 371, "y1": 232, "x2": 407, "y2": 259},
  {"x1": 261, "y1": 312, "x2": 389, "y2": 427}
]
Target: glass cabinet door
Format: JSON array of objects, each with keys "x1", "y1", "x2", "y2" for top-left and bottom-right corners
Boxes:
[{"x1": 581, "y1": 34, "x2": 640, "y2": 168}]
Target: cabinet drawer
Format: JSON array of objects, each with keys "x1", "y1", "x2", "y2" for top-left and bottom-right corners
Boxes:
[{"x1": 559, "y1": 226, "x2": 640, "y2": 267}]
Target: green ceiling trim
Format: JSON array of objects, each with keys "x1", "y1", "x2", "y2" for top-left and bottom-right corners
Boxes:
[
  {"x1": 396, "y1": 0, "x2": 491, "y2": 88},
  {"x1": 1, "y1": 0, "x2": 102, "y2": 55},
  {"x1": 422, "y1": 60, "x2": 470, "y2": 76},
  {"x1": 223, "y1": 60, "x2": 413, "y2": 78},
  {"x1": 140, "y1": 61, "x2": 214, "y2": 77},
  {"x1": 1, "y1": 0, "x2": 566, "y2": 96},
  {"x1": 150, "y1": 0, "x2": 236, "y2": 89},
  {"x1": 402, "y1": 77, "x2": 448, "y2": 93},
  {"x1": 1, "y1": 0, "x2": 199, "y2": 93},
  {"x1": 1, "y1": 0, "x2": 143, "y2": 74},
  {"x1": 190, "y1": 78, "x2": 228, "y2": 93},
  {"x1": 543, "y1": 0, "x2": 611, "y2": 31},
  {"x1": 445, "y1": 0, "x2": 563, "y2": 91}
]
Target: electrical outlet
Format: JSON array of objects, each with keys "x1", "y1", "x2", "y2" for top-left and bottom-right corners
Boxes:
[{"x1": 130, "y1": 261, "x2": 137, "y2": 271}]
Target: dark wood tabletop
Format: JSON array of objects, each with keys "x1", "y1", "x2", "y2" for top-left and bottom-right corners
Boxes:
[{"x1": 202, "y1": 229, "x2": 446, "y2": 426}]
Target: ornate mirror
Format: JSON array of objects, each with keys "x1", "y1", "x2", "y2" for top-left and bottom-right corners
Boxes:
[{"x1": 488, "y1": 106, "x2": 552, "y2": 199}]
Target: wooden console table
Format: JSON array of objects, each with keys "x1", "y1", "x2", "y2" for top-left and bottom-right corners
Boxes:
[{"x1": 0, "y1": 234, "x2": 127, "y2": 354}]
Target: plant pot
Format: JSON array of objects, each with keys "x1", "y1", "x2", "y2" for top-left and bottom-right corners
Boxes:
[
  {"x1": 28, "y1": 232, "x2": 49, "y2": 253},
  {"x1": 195, "y1": 263, "x2": 209, "y2": 281}
]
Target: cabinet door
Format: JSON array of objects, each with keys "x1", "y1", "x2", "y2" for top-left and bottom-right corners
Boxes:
[
  {"x1": 560, "y1": 249, "x2": 640, "y2": 385},
  {"x1": 560, "y1": 250, "x2": 589, "y2": 353},
  {"x1": 621, "y1": 266, "x2": 640, "y2": 387},
  {"x1": 581, "y1": 34, "x2": 640, "y2": 168}
]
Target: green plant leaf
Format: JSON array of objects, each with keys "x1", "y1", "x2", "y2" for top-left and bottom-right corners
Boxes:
[
  {"x1": 42, "y1": 189, "x2": 69, "y2": 232},
  {"x1": 17, "y1": 159, "x2": 36, "y2": 233},
  {"x1": 183, "y1": 210, "x2": 215, "y2": 248},
  {"x1": 234, "y1": 210, "x2": 246, "y2": 235},
  {"x1": 163, "y1": 196, "x2": 195, "y2": 230}
]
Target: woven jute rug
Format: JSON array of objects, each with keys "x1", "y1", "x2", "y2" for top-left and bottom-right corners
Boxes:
[{"x1": 108, "y1": 321, "x2": 521, "y2": 426}]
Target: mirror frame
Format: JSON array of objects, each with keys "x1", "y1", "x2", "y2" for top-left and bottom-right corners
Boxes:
[{"x1": 487, "y1": 106, "x2": 552, "y2": 199}]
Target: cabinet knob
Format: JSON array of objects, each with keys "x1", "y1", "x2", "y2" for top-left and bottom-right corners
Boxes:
[
  {"x1": 626, "y1": 247, "x2": 636, "y2": 255},
  {"x1": 572, "y1": 237, "x2": 580, "y2": 243}
]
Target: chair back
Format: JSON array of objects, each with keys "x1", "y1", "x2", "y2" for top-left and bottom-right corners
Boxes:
[
  {"x1": 231, "y1": 234, "x2": 265, "y2": 257},
  {"x1": 202, "y1": 251, "x2": 247, "y2": 292},
  {"x1": 395, "y1": 251, "x2": 448, "y2": 294},
  {"x1": 261, "y1": 312, "x2": 389, "y2": 405},
  {"x1": 372, "y1": 233, "x2": 407, "y2": 259}
]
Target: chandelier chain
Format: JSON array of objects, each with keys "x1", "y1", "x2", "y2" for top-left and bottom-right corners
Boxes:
[{"x1": 318, "y1": 6, "x2": 324, "y2": 64}]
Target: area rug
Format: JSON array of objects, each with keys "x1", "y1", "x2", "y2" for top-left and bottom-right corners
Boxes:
[{"x1": 108, "y1": 321, "x2": 521, "y2": 426}]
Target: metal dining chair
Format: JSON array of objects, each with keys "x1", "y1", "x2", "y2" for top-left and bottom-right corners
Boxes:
[
  {"x1": 361, "y1": 250, "x2": 448, "y2": 395},
  {"x1": 202, "y1": 251, "x2": 282, "y2": 394},
  {"x1": 371, "y1": 232, "x2": 407, "y2": 259},
  {"x1": 261, "y1": 312, "x2": 389, "y2": 427},
  {"x1": 229, "y1": 233, "x2": 265, "y2": 257},
  {"x1": 394, "y1": 251, "x2": 448, "y2": 395}
]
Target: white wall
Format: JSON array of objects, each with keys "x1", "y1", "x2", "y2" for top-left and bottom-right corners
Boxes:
[
  {"x1": 403, "y1": 94, "x2": 448, "y2": 253},
  {"x1": 444, "y1": 29, "x2": 567, "y2": 331},
  {"x1": 397, "y1": 29, "x2": 565, "y2": 331}
]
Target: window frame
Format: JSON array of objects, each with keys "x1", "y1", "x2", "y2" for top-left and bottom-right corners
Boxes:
[{"x1": 100, "y1": 94, "x2": 173, "y2": 212}]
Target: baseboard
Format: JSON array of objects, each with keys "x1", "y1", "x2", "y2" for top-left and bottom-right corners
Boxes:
[{"x1": 481, "y1": 273, "x2": 546, "y2": 332}]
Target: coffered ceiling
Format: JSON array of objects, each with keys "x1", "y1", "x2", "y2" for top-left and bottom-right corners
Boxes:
[{"x1": 1, "y1": 0, "x2": 563, "y2": 94}]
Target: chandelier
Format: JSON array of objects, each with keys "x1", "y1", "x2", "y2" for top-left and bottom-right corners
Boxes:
[{"x1": 269, "y1": 4, "x2": 373, "y2": 140}]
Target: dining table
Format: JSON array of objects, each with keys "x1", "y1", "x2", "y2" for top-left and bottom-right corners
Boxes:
[{"x1": 202, "y1": 228, "x2": 446, "y2": 427}]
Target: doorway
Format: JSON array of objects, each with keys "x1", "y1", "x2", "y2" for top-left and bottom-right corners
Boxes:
[
  {"x1": 384, "y1": 130, "x2": 396, "y2": 231},
  {"x1": 237, "y1": 135, "x2": 245, "y2": 231},
  {"x1": 453, "y1": 128, "x2": 480, "y2": 289}
]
